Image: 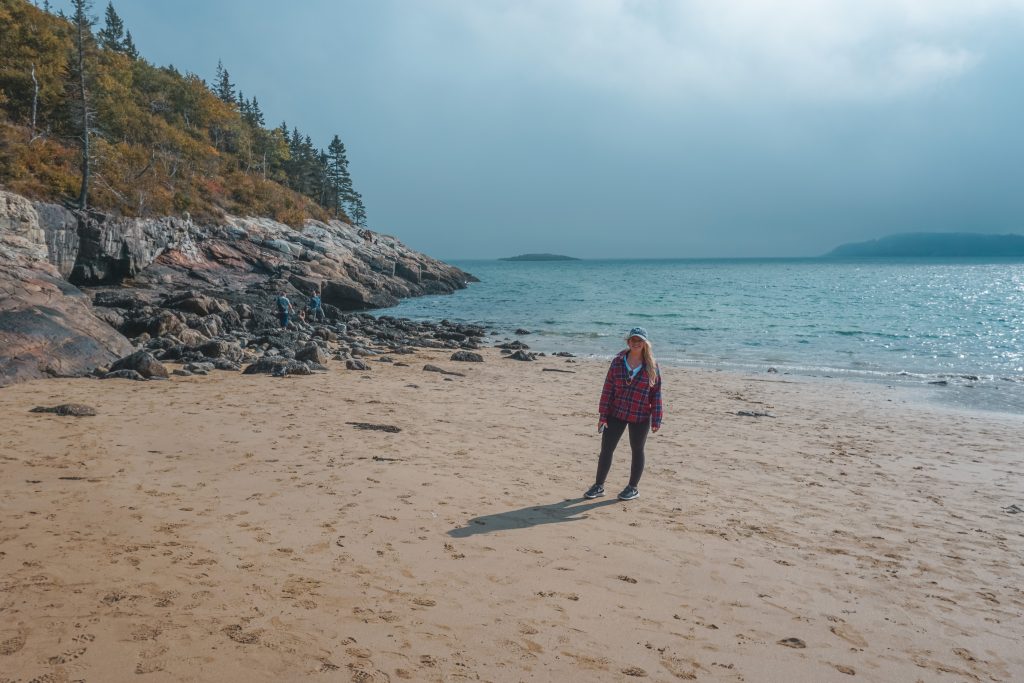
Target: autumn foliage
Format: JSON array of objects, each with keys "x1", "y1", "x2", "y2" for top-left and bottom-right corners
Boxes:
[{"x1": 0, "y1": 0, "x2": 359, "y2": 227}]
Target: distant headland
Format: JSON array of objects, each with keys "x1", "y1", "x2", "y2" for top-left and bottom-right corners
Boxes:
[
  {"x1": 825, "y1": 232, "x2": 1024, "y2": 258},
  {"x1": 499, "y1": 253, "x2": 580, "y2": 262}
]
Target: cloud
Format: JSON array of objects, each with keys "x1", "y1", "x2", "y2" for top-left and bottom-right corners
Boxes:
[{"x1": 431, "y1": 0, "x2": 1024, "y2": 101}]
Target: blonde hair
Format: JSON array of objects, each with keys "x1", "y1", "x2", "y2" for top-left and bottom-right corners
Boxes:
[
  {"x1": 642, "y1": 341, "x2": 659, "y2": 387},
  {"x1": 627, "y1": 337, "x2": 659, "y2": 387}
]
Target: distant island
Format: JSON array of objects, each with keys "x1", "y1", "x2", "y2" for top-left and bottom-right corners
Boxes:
[
  {"x1": 825, "y1": 232, "x2": 1024, "y2": 258},
  {"x1": 499, "y1": 253, "x2": 580, "y2": 262}
]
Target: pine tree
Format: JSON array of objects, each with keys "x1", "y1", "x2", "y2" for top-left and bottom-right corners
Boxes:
[
  {"x1": 70, "y1": 0, "x2": 95, "y2": 209},
  {"x1": 326, "y1": 134, "x2": 353, "y2": 219},
  {"x1": 349, "y1": 190, "x2": 367, "y2": 227},
  {"x1": 123, "y1": 29, "x2": 138, "y2": 58},
  {"x1": 315, "y1": 150, "x2": 331, "y2": 207},
  {"x1": 97, "y1": 2, "x2": 125, "y2": 51},
  {"x1": 325, "y1": 134, "x2": 367, "y2": 225},
  {"x1": 213, "y1": 59, "x2": 235, "y2": 105},
  {"x1": 249, "y1": 96, "x2": 264, "y2": 127},
  {"x1": 301, "y1": 134, "x2": 318, "y2": 196}
]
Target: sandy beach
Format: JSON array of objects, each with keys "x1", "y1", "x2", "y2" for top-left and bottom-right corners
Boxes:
[{"x1": 0, "y1": 347, "x2": 1021, "y2": 682}]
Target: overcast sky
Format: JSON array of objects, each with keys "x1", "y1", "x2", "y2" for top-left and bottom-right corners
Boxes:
[{"x1": 59, "y1": 0, "x2": 1024, "y2": 259}]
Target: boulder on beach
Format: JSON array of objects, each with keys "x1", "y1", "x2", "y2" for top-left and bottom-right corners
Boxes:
[
  {"x1": 1, "y1": 192, "x2": 133, "y2": 385},
  {"x1": 450, "y1": 351, "x2": 484, "y2": 362},
  {"x1": 296, "y1": 343, "x2": 331, "y2": 365},
  {"x1": 243, "y1": 357, "x2": 311, "y2": 376},
  {"x1": 198, "y1": 339, "x2": 243, "y2": 362},
  {"x1": 110, "y1": 350, "x2": 169, "y2": 379}
]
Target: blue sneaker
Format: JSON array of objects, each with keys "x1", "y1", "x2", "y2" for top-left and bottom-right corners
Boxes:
[
  {"x1": 617, "y1": 486, "x2": 639, "y2": 501},
  {"x1": 584, "y1": 484, "x2": 605, "y2": 499}
]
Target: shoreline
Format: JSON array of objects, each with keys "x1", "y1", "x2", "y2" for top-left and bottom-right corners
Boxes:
[
  {"x1": 372, "y1": 255, "x2": 1024, "y2": 417},
  {"x1": 476, "y1": 328, "x2": 1024, "y2": 419},
  {"x1": 1, "y1": 347, "x2": 1021, "y2": 681}
]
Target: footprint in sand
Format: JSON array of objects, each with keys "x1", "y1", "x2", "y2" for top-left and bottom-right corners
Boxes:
[
  {"x1": 183, "y1": 590, "x2": 213, "y2": 610},
  {"x1": 561, "y1": 651, "x2": 610, "y2": 671},
  {"x1": 411, "y1": 597, "x2": 436, "y2": 607},
  {"x1": 129, "y1": 624, "x2": 162, "y2": 641},
  {"x1": 47, "y1": 646, "x2": 87, "y2": 665},
  {"x1": 135, "y1": 644, "x2": 168, "y2": 674},
  {"x1": 281, "y1": 576, "x2": 321, "y2": 599},
  {"x1": 348, "y1": 664, "x2": 388, "y2": 682},
  {"x1": 44, "y1": 630, "x2": 95, "y2": 665},
  {"x1": 0, "y1": 629, "x2": 27, "y2": 655},
  {"x1": 502, "y1": 639, "x2": 539, "y2": 660},
  {"x1": 222, "y1": 624, "x2": 262, "y2": 644},
  {"x1": 660, "y1": 654, "x2": 701, "y2": 680},
  {"x1": 777, "y1": 637, "x2": 806, "y2": 649},
  {"x1": 830, "y1": 623, "x2": 868, "y2": 648},
  {"x1": 153, "y1": 589, "x2": 179, "y2": 608}
]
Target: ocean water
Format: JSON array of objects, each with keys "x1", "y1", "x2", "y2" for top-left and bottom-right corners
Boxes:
[{"x1": 372, "y1": 258, "x2": 1024, "y2": 415}]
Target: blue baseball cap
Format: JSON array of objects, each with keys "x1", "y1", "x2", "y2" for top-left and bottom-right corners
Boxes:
[{"x1": 626, "y1": 327, "x2": 649, "y2": 342}]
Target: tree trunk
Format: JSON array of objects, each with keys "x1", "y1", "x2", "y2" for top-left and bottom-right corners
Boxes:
[
  {"x1": 29, "y1": 63, "x2": 39, "y2": 141},
  {"x1": 75, "y1": 13, "x2": 91, "y2": 210}
]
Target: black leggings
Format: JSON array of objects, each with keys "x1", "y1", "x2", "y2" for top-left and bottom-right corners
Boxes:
[{"x1": 596, "y1": 416, "x2": 649, "y2": 488}]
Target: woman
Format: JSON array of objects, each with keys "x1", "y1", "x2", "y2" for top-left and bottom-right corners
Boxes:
[{"x1": 584, "y1": 326, "x2": 663, "y2": 501}]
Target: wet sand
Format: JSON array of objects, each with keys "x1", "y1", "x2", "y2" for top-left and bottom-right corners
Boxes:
[{"x1": 0, "y1": 348, "x2": 1021, "y2": 682}]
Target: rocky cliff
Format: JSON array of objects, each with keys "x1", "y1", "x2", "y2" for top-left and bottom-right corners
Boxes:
[{"x1": 0, "y1": 189, "x2": 475, "y2": 386}]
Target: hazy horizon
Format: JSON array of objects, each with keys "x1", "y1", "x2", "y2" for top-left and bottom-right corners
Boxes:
[{"x1": 53, "y1": 1, "x2": 1024, "y2": 260}]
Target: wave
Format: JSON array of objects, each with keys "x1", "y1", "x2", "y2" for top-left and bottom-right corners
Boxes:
[
  {"x1": 832, "y1": 330, "x2": 909, "y2": 340},
  {"x1": 627, "y1": 312, "x2": 690, "y2": 319},
  {"x1": 655, "y1": 356, "x2": 1009, "y2": 385},
  {"x1": 536, "y1": 330, "x2": 612, "y2": 339}
]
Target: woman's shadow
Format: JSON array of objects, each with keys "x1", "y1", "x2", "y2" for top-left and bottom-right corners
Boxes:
[{"x1": 448, "y1": 498, "x2": 620, "y2": 538}]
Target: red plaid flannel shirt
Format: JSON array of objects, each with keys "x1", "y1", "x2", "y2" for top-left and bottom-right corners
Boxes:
[{"x1": 599, "y1": 350, "x2": 663, "y2": 428}]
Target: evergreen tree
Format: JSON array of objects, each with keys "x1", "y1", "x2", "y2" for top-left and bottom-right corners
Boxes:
[
  {"x1": 301, "y1": 133, "x2": 318, "y2": 196},
  {"x1": 348, "y1": 189, "x2": 367, "y2": 227},
  {"x1": 213, "y1": 59, "x2": 235, "y2": 105},
  {"x1": 325, "y1": 134, "x2": 367, "y2": 225},
  {"x1": 97, "y1": 2, "x2": 125, "y2": 52},
  {"x1": 123, "y1": 29, "x2": 138, "y2": 58},
  {"x1": 248, "y1": 96, "x2": 264, "y2": 127},
  {"x1": 70, "y1": 0, "x2": 95, "y2": 209},
  {"x1": 326, "y1": 134, "x2": 353, "y2": 219},
  {"x1": 315, "y1": 150, "x2": 331, "y2": 207}
]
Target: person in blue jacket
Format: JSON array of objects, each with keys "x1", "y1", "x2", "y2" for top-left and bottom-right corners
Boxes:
[
  {"x1": 276, "y1": 292, "x2": 294, "y2": 328},
  {"x1": 308, "y1": 288, "x2": 326, "y2": 322}
]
